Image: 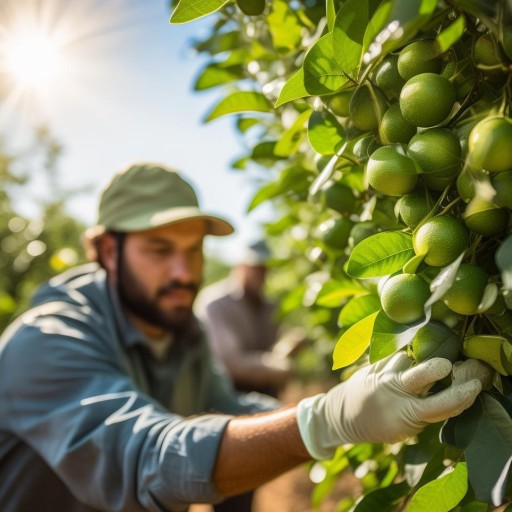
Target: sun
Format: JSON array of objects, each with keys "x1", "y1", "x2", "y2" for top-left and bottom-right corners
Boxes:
[{"x1": 2, "y1": 28, "x2": 65, "y2": 91}]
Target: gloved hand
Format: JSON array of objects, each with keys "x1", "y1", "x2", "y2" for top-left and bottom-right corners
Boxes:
[{"x1": 297, "y1": 352, "x2": 486, "y2": 460}]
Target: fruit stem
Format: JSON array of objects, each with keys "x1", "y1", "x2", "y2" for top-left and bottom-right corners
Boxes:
[{"x1": 438, "y1": 196, "x2": 461, "y2": 215}]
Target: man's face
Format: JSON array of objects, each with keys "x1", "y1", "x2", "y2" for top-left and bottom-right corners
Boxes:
[{"x1": 114, "y1": 220, "x2": 207, "y2": 335}]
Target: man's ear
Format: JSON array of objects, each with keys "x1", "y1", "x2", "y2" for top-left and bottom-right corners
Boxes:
[{"x1": 96, "y1": 234, "x2": 118, "y2": 274}]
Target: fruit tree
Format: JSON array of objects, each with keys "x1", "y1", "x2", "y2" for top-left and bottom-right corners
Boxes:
[{"x1": 171, "y1": 0, "x2": 512, "y2": 509}]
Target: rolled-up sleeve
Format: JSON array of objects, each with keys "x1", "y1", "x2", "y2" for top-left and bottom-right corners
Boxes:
[{"x1": 0, "y1": 310, "x2": 232, "y2": 511}]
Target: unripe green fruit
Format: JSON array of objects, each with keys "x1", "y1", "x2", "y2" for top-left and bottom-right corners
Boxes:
[
  {"x1": 380, "y1": 103, "x2": 416, "y2": 144},
  {"x1": 468, "y1": 116, "x2": 512, "y2": 172},
  {"x1": 349, "y1": 83, "x2": 388, "y2": 133},
  {"x1": 397, "y1": 39, "x2": 443, "y2": 81},
  {"x1": 463, "y1": 197, "x2": 509, "y2": 236},
  {"x1": 322, "y1": 181, "x2": 356, "y2": 216},
  {"x1": 320, "y1": 217, "x2": 355, "y2": 250},
  {"x1": 380, "y1": 273, "x2": 430, "y2": 324},
  {"x1": 443, "y1": 263, "x2": 488, "y2": 316},
  {"x1": 326, "y1": 90, "x2": 354, "y2": 117},
  {"x1": 353, "y1": 135, "x2": 380, "y2": 163},
  {"x1": 396, "y1": 189, "x2": 432, "y2": 229},
  {"x1": 409, "y1": 321, "x2": 461, "y2": 363},
  {"x1": 367, "y1": 145, "x2": 418, "y2": 196},
  {"x1": 400, "y1": 73, "x2": 456, "y2": 128},
  {"x1": 473, "y1": 33, "x2": 503, "y2": 70},
  {"x1": 374, "y1": 54, "x2": 405, "y2": 99},
  {"x1": 236, "y1": 0, "x2": 265, "y2": 15}
]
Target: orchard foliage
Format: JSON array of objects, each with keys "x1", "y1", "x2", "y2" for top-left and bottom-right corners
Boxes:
[
  {"x1": 171, "y1": 0, "x2": 512, "y2": 509},
  {"x1": 0, "y1": 129, "x2": 87, "y2": 331}
]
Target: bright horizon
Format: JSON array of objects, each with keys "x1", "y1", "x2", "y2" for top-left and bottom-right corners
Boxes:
[{"x1": 0, "y1": 0, "x2": 272, "y2": 263}]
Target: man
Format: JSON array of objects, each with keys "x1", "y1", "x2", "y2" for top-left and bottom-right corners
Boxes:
[
  {"x1": 196, "y1": 240, "x2": 301, "y2": 397},
  {"x1": 0, "y1": 163, "x2": 489, "y2": 512}
]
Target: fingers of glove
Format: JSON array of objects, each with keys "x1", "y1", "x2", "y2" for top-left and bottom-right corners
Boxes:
[
  {"x1": 452, "y1": 359, "x2": 493, "y2": 389},
  {"x1": 417, "y1": 379, "x2": 482, "y2": 423},
  {"x1": 400, "y1": 357, "x2": 452, "y2": 395},
  {"x1": 381, "y1": 351, "x2": 413, "y2": 374}
]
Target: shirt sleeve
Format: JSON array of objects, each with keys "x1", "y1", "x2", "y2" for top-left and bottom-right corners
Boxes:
[{"x1": 0, "y1": 307, "x2": 232, "y2": 511}]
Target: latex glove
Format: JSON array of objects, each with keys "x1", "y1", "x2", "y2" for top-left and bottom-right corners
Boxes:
[{"x1": 297, "y1": 352, "x2": 484, "y2": 460}]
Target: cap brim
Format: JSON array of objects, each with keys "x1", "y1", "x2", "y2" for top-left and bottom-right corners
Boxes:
[{"x1": 85, "y1": 208, "x2": 234, "y2": 239}]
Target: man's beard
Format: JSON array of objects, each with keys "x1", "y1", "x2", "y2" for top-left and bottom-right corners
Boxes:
[{"x1": 117, "y1": 258, "x2": 199, "y2": 333}]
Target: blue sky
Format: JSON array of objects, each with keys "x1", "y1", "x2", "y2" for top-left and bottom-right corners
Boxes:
[{"x1": 1, "y1": 0, "x2": 271, "y2": 262}]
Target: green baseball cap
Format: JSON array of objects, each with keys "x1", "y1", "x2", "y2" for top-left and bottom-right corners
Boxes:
[{"x1": 85, "y1": 163, "x2": 234, "y2": 238}]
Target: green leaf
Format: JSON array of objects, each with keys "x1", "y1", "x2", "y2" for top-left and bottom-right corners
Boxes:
[
  {"x1": 369, "y1": 310, "x2": 414, "y2": 362},
  {"x1": 307, "y1": 111, "x2": 345, "y2": 155},
  {"x1": 316, "y1": 278, "x2": 366, "y2": 308},
  {"x1": 195, "y1": 31, "x2": 241, "y2": 55},
  {"x1": 275, "y1": 67, "x2": 310, "y2": 107},
  {"x1": 275, "y1": 110, "x2": 312, "y2": 157},
  {"x1": 353, "y1": 481, "x2": 410, "y2": 511},
  {"x1": 267, "y1": 0, "x2": 303, "y2": 52},
  {"x1": 365, "y1": 0, "x2": 437, "y2": 62},
  {"x1": 194, "y1": 63, "x2": 244, "y2": 90},
  {"x1": 248, "y1": 165, "x2": 312, "y2": 211},
  {"x1": 303, "y1": 32, "x2": 350, "y2": 95},
  {"x1": 236, "y1": 117, "x2": 261, "y2": 133},
  {"x1": 346, "y1": 231, "x2": 414, "y2": 278},
  {"x1": 170, "y1": 0, "x2": 229, "y2": 23},
  {"x1": 333, "y1": 311, "x2": 379, "y2": 369},
  {"x1": 464, "y1": 394, "x2": 512, "y2": 506},
  {"x1": 326, "y1": 0, "x2": 337, "y2": 31},
  {"x1": 496, "y1": 234, "x2": 512, "y2": 291},
  {"x1": 408, "y1": 463, "x2": 468, "y2": 512},
  {"x1": 436, "y1": 16, "x2": 465, "y2": 52},
  {"x1": 332, "y1": 0, "x2": 370, "y2": 80},
  {"x1": 338, "y1": 293, "x2": 381, "y2": 327},
  {"x1": 204, "y1": 91, "x2": 272, "y2": 122}
]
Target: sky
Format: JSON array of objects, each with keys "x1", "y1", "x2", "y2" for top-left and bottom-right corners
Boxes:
[{"x1": 0, "y1": 0, "x2": 272, "y2": 262}]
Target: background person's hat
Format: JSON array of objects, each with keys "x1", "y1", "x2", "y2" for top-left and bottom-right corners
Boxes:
[
  {"x1": 242, "y1": 240, "x2": 271, "y2": 265},
  {"x1": 85, "y1": 162, "x2": 234, "y2": 238}
]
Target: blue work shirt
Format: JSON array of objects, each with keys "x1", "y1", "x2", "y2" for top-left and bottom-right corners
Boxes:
[{"x1": 0, "y1": 264, "x2": 278, "y2": 511}]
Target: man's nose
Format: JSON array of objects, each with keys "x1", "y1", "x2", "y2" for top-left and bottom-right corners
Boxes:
[{"x1": 168, "y1": 252, "x2": 193, "y2": 281}]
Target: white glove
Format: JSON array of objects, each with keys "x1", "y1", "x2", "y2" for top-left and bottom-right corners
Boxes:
[{"x1": 297, "y1": 352, "x2": 485, "y2": 460}]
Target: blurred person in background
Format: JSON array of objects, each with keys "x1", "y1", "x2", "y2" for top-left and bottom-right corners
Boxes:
[{"x1": 196, "y1": 240, "x2": 305, "y2": 398}]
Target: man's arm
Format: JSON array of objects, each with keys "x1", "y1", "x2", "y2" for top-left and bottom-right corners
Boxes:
[{"x1": 213, "y1": 406, "x2": 309, "y2": 496}]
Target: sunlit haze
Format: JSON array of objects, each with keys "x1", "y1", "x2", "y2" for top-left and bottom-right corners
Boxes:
[{"x1": 0, "y1": 0, "x2": 271, "y2": 263}]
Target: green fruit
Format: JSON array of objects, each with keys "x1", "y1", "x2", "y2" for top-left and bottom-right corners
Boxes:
[
  {"x1": 396, "y1": 189, "x2": 432, "y2": 229},
  {"x1": 463, "y1": 197, "x2": 509, "y2": 236},
  {"x1": 374, "y1": 54, "x2": 405, "y2": 99},
  {"x1": 468, "y1": 116, "x2": 512, "y2": 172},
  {"x1": 413, "y1": 216, "x2": 470, "y2": 267},
  {"x1": 322, "y1": 181, "x2": 356, "y2": 215},
  {"x1": 380, "y1": 273, "x2": 431, "y2": 324},
  {"x1": 320, "y1": 217, "x2": 355, "y2": 249},
  {"x1": 236, "y1": 0, "x2": 266, "y2": 15},
  {"x1": 349, "y1": 222, "x2": 378, "y2": 248},
  {"x1": 349, "y1": 83, "x2": 388, "y2": 133},
  {"x1": 443, "y1": 263, "x2": 488, "y2": 316},
  {"x1": 409, "y1": 321, "x2": 461, "y2": 363},
  {"x1": 400, "y1": 73, "x2": 456, "y2": 128},
  {"x1": 367, "y1": 145, "x2": 418, "y2": 196},
  {"x1": 326, "y1": 89, "x2": 354, "y2": 117},
  {"x1": 380, "y1": 103, "x2": 417, "y2": 144},
  {"x1": 398, "y1": 39, "x2": 443, "y2": 81},
  {"x1": 353, "y1": 135, "x2": 380, "y2": 163}
]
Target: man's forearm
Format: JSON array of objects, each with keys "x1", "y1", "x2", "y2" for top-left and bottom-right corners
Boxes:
[{"x1": 212, "y1": 406, "x2": 311, "y2": 497}]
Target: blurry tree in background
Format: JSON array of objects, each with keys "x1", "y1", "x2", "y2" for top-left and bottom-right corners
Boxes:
[{"x1": 0, "y1": 128, "x2": 87, "y2": 331}]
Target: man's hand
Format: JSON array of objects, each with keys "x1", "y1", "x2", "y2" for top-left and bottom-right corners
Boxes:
[{"x1": 297, "y1": 352, "x2": 489, "y2": 460}]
